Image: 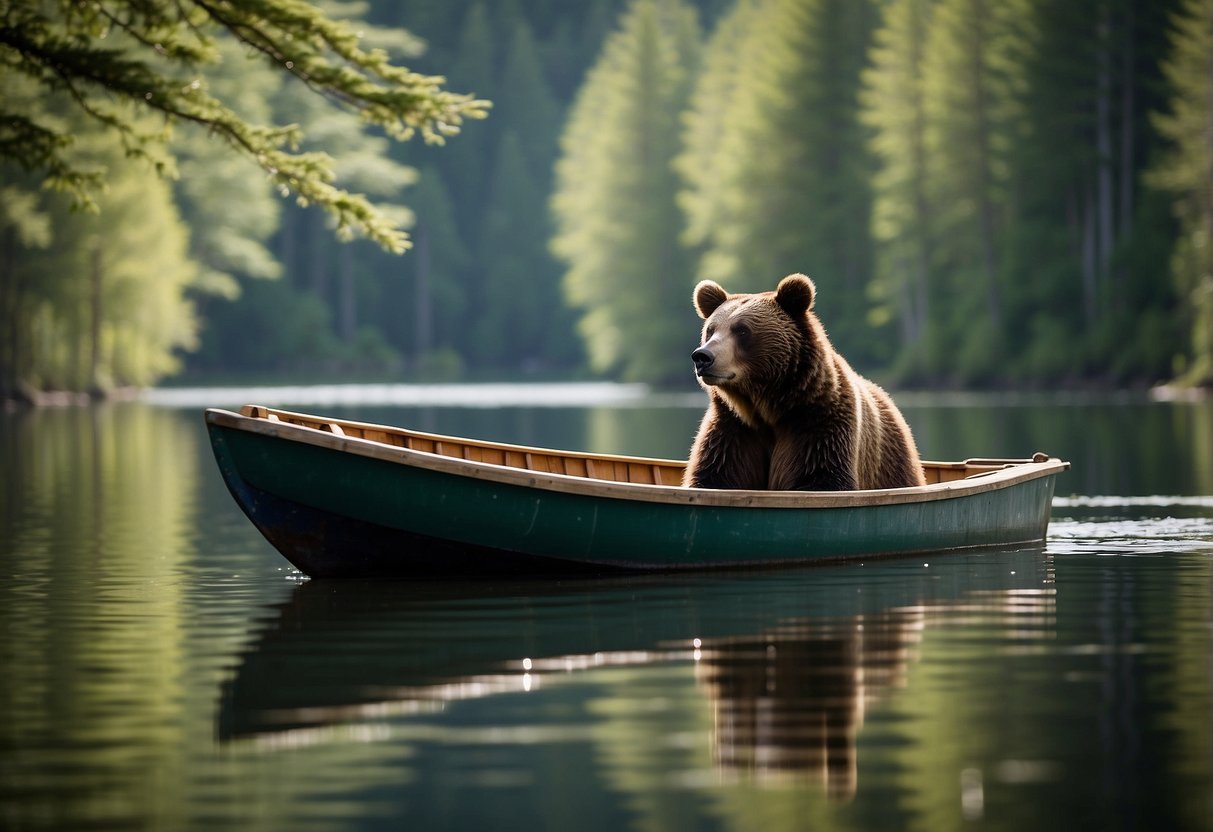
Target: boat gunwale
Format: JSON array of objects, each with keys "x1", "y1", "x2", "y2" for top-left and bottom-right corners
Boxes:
[{"x1": 204, "y1": 406, "x2": 1070, "y2": 510}]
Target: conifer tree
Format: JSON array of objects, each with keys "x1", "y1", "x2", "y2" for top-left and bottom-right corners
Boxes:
[
  {"x1": 474, "y1": 131, "x2": 557, "y2": 370},
  {"x1": 919, "y1": 0, "x2": 1028, "y2": 378},
  {"x1": 678, "y1": 0, "x2": 880, "y2": 363},
  {"x1": 467, "y1": 20, "x2": 569, "y2": 371},
  {"x1": 551, "y1": 0, "x2": 701, "y2": 383},
  {"x1": 0, "y1": 0, "x2": 487, "y2": 253},
  {"x1": 1151, "y1": 0, "x2": 1213, "y2": 384},
  {"x1": 390, "y1": 167, "x2": 469, "y2": 370},
  {"x1": 861, "y1": 0, "x2": 936, "y2": 373},
  {"x1": 274, "y1": 72, "x2": 416, "y2": 344},
  {"x1": 439, "y1": 1, "x2": 497, "y2": 236},
  {"x1": 981, "y1": 0, "x2": 1178, "y2": 384},
  {"x1": 676, "y1": 0, "x2": 764, "y2": 270},
  {"x1": 1, "y1": 114, "x2": 198, "y2": 394},
  {"x1": 542, "y1": 0, "x2": 620, "y2": 101},
  {"x1": 495, "y1": 21, "x2": 563, "y2": 188}
]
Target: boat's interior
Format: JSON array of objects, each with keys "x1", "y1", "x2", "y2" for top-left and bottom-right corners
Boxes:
[{"x1": 239, "y1": 404, "x2": 1036, "y2": 488}]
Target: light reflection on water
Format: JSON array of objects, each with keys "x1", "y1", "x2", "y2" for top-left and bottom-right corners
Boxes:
[
  {"x1": 1050, "y1": 517, "x2": 1213, "y2": 553},
  {"x1": 1, "y1": 389, "x2": 1212, "y2": 831},
  {"x1": 1055, "y1": 495, "x2": 1213, "y2": 508}
]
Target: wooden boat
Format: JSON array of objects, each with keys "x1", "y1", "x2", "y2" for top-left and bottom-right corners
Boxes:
[{"x1": 204, "y1": 404, "x2": 1069, "y2": 578}]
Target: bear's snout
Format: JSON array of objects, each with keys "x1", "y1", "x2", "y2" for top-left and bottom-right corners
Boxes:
[{"x1": 692, "y1": 347, "x2": 715, "y2": 373}]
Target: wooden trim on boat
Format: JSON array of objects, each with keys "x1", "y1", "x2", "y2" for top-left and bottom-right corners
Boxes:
[{"x1": 206, "y1": 405, "x2": 1069, "y2": 510}]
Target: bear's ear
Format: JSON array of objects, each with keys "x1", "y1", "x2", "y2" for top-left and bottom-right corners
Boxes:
[
  {"x1": 693, "y1": 280, "x2": 729, "y2": 319},
  {"x1": 775, "y1": 273, "x2": 815, "y2": 318}
]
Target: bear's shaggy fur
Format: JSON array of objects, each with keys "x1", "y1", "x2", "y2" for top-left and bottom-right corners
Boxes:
[{"x1": 683, "y1": 274, "x2": 926, "y2": 491}]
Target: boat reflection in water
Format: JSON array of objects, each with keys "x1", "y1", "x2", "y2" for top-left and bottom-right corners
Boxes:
[{"x1": 219, "y1": 549, "x2": 1055, "y2": 798}]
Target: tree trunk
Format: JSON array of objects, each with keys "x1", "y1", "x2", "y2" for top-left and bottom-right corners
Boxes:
[
  {"x1": 1082, "y1": 184, "x2": 1098, "y2": 327},
  {"x1": 307, "y1": 211, "x2": 327, "y2": 301},
  {"x1": 278, "y1": 205, "x2": 298, "y2": 288},
  {"x1": 914, "y1": 242, "x2": 930, "y2": 352},
  {"x1": 0, "y1": 227, "x2": 15, "y2": 394},
  {"x1": 970, "y1": 6, "x2": 1002, "y2": 330},
  {"x1": 896, "y1": 255, "x2": 916, "y2": 346},
  {"x1": 89, "y1": 241, "x2": 103, "y2": 393},
  {"x1": 1118, "y1": 0, "x2": 1135, "y2": 243},
  {"x1": 1066, "y1": 183, "x2": 1081, "y2": 262},
  {"x1": 910, "y1": 10, "x2": 931, "y2": 360},
  {"x1": 413, "y1": 222, "x2": 432, "y2": 361},
  {"x1": 1095, "y1": 2, "x2": 1115, "y2": 313},
  {"x1": 338, "y1": 244, "x2": 356, "y2": 343}
]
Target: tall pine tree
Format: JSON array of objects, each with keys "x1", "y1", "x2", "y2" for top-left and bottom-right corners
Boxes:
[
  {"x1": 1151, "y1": 0, "x2": 1213, "y2": 384},
  {"x1": 551, "y1": 0, "x2": 701, "y2": 383},
  {"x1": 1, "y1": 113, "x2": 198, "y2": 394},
  {"x1": 1003, "y1": 0, "x2": 1181, "y2": 383},
  {"x1": 678, "y1": 0, "x2": 881, "y2": 364},
  {"x1": 861, "y1": 0, "x2": 936, "y2": 374},
  {"x1": 919, "y1": 0, "x2": 1028, "y2": 380}
]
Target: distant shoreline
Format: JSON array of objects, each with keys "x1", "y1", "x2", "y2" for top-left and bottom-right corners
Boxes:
[{"x1": 5, "y1": 379, "x2": 1209, "y2": 412}]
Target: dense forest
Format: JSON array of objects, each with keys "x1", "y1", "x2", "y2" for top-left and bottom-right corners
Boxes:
[{"x1": 1, "y1": 0, "x2": 1210, "y2": 396}]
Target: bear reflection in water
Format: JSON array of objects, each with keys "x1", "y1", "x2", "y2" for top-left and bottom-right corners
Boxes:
[{"x1": 694, "y1": 608, "x2": 924, "y2": 798}]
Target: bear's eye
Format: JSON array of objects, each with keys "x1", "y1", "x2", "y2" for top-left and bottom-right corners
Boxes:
[{"x1": 732, "y1": 323, "x2": 751, "y2": 340}]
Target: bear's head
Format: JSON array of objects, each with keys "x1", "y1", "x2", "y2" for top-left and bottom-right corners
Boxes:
[{"x1": 690, "y1": 273, "x2": 816, "y2": 394}]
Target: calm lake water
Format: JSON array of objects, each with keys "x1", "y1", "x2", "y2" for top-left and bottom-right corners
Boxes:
[{"x1": 2, "y1": 385, "x2": 1211, "y2": 831}]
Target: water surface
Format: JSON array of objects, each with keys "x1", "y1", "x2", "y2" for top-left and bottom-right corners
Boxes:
[{"x1": 1, "y1": 387, "x2": 1211, "y2": 831}]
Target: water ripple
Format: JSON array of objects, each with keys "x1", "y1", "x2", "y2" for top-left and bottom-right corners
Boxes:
[
  {"x1": 1050, "y1": 495, "x2": 1213, "y2": 555},
  {"x1": 1054, "y1": 495, "x2": 1213, "y2": 509}
]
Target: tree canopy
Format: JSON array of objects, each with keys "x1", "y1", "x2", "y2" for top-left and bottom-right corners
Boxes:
[
  {"x1": 677, "y1": 0, "x2": 879, "y2": 363},
  {"x1": 0, "y1": 0, "x2": 488, "y2": 253},
  {"x1": 551, "y1": 0, "x2": 702, "y2": 383},
  {"x1": 1149, "y1": 0, "x2": 1213, "y2": 385}
]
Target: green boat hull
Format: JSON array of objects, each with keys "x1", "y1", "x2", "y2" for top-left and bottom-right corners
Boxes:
[{"x1": 207, "y1": 411, "x2": 1063, "y2": 578}]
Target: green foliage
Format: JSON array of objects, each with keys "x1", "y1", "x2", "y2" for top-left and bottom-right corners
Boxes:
[
  {"x1": 920, "y1": 0, "x2": 1026, "y2": 340},
  {"x1": 856, "y1": 0, "x2": 1187, "y2": 385},
  {"x1": 1150, "y1": 0, "x2": 1213, "y2": 385},
  {"x1": 265, "y1": 36, "x2": 419, "y2": 349},
  {"x1": 374, "y1": 2, "x2": 604, "y2": 375},
  {"x1": 474, "y1": 131, "x2": 559, "y2": 369},
  {"x1": 388, "y1": 166, "x2": 470, "y2": 364},
  {"x1": 438, "y1": 2, "x2": 497, "y2": 228},
  {"x1": 467, "y1": 20, "x2": 570, "y2": 372},
  {"x1": 678, "y1": 0, "x2": 882, "y2": 363},
  {"x1": 676, "y1": 0, "x2": 763, "y2": 265},
  {"x1": 494, "y1": 20, "x2": 562, "y2": 188},
  {"x1": 860, "y1": 0, "x2": 934, "y2": 370},
  {"x1": 1000, "y1": 0, "x2": 1183, "y2": 386},
  {"x1": 172, "y1": 37, "x2": 285, "y2": 300},
  {"x1": 0, "y1": 0, "x2": 487, "y2": 253},
  {"x1": 551, "y1": 0, "x2": 702, "y2": 383},
  {"x1": 1, "y1": 114, "x2": 199, "y2": 393},
  {"x1": 203, "y1": 281, "x2": 332, "y2": 370}
]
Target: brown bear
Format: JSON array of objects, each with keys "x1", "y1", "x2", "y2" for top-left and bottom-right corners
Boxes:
[{"x1": 683, "y1": 274, "x2": 926, "y2": 491}]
